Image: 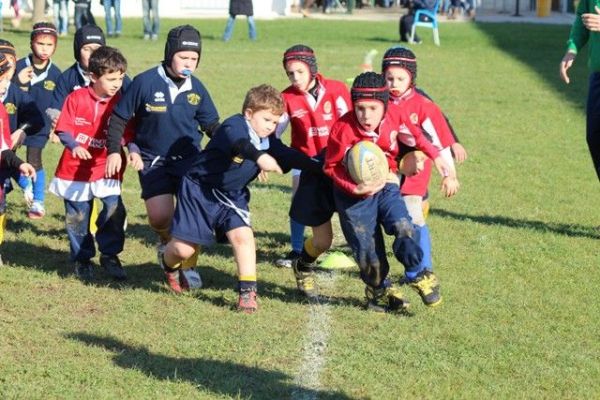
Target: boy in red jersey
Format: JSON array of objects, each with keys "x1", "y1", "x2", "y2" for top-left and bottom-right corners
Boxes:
[
  {"x1": 382, "y1": 46, "x2": 465, "y2": 276},
  {"x1": 274, "y1": 44, "x2": 352, "y2": 298},
  {"x1": 49, "y1": 46, "x2": 140, "y2": 281},
  {"x1": 324, "y1": 72, "x2": 452, "y2": 312}
]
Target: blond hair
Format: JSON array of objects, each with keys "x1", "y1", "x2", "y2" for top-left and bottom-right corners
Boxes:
[{"x1": 242, "y1": 84, "x2": 285, "y2": 115}]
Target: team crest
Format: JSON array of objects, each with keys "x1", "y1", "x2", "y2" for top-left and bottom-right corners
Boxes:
[
  {"x1": 410, "y1": 113, "x2": 419, "y2": 125},
  {"x1": 44, "y1": 80, "x2": 56, "y2": 91},
  {"x1": 187, "y1": 93, "x2": 201, "y2": 105},
  {"x1": 323, "y1": 101, "x2": 332, "y2": 114},
  {"x1": 5, "y1": 103, "x2": 16, "y2": 114},
  {"x1": 154, "y1": 91, "x2": 165, "y2": 102}
]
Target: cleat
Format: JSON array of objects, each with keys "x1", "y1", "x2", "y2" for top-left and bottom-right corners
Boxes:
[
  {"x1": 365, "y1": 280, "x2": 410, "y2": 313},
  {"x1": 275, "y1": 250, "x2": 301, "y2": 269},
  {"x1": 99, "y1": 254, "x2": 127, "y2": 281},
  {"x1": 27, "y1": 201, "x2": 45, "y2": 220},
  {"x1": 292, "y1": 258, "x2": 318, "y2": 299},
  {"x1": 74, "y1": 260, "x2": 94, "y2": 281},
  {"x1": 402, "y1": 270, "x2": 442, "y2": 307},
  {"x1": 237, "y1": 288, "x2": 258, "y2": 313},
  {"x1": 158, "y1": 248, "x2": 185, "y2": 293}
]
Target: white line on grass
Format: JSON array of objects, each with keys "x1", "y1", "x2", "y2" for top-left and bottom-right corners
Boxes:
[{"x1": 292, "y1": 271, "x2": 338, "y2": 400}]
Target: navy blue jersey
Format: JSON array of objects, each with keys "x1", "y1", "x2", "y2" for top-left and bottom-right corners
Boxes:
[
  {"x1": 52, "y1": 62, "x2": 131, "y2": 109},
  {"x1": 186, "y1": 114, "x2": 320, "y2": 192},
  {"x1": 112, "y1": 65, "x2": 219, "y2": 158},
  {"x1": 15, "y1": 56, "x2": 62, "y2": 144},
  {"x1": 2, "y1": 83, "x2": 44, "y2": 135}
]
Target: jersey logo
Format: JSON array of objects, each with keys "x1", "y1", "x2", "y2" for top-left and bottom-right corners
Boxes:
[
  {"x1": 232, "y1": 156, "x2": 244, "y2": 164},
  {"x1": 308, "y1": 126, "x2": 329, "y2": 137},
  {"x1": 154, "y1": 91, "x2": 165, "y2": 102},
  {"x1": 44, "y1": 80, "x2": 56, "y2": 91},
  {"x1": 410, "y1": 113, "x2": 419, "y2": 125},
  {"x1": 323, "y1": 100, "x2": 332, "y2": 114},
  {"x1": 291, "y1": 109, "x2": 308, "y2": 119},
  {"x1": 4, "y1": 103, "x2": 16, "y2": 114},
  {"x1": 145, "y1": 103, "x2": 167, "y2": 113},
  {"x1": 187, "y1": 93, "x2": 201, "y2": 106}
]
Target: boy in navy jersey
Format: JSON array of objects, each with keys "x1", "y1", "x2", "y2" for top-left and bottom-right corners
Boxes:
[
  {"x1": 106, "y1": 25, "x2": 220, "y2": 292},
  {"x1": 14, "y1": 22, "x2": 63, "y2": 219},
  {"x1": 160, "y1": 84, "x2": 321, "y2": 312},
  {"x1": 324, "y1": 72, "x2": 452, "y2": 312},
  {"x1": 274, "y1": 45, "x2": 351, "y2": 279},
  {"x1": 0, "y1": 40, "x2": 45, "y2": 212},
  {"x1": 49, "y1": 46, "x2": 136, "y2": 282},
  {"x1": 0, "y1": 53, "x2": 37, "y2": 262}
]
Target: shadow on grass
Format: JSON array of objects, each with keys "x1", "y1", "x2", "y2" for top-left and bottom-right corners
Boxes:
[
  {"x1": 474, "y1": 22, "x2": 587, "y2": 111},
  {"x1": 433, "y1": 209, "x2": 600, "y2": 239},
  {"x1": 66, "y1": 333, "x2": 357, "y2": 400}
]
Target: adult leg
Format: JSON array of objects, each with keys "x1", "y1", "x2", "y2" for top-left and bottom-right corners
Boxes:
[
  {"x1": 247, "y1": 16, "x2": 256, "y2": 40},
  {"x1": 104, "y1": 0, "x2": 114, "y2": 35},
  {"x1": 586, "y1": 72, "x2": 600, "y2": 182},
  {"x1": 222, "y1": 14, "x2": 236, "y2": 41},
  {"x1": 114, "y1": 0, "x2": 122, "y2": 34},
  {"x1": 142, "y1": 0, "x2": 151, "y2": 38},
  {"x1": 150, "y1": 0, "x2": 159, "y2": 38}
]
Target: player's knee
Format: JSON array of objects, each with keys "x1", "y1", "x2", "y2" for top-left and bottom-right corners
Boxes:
[
  {"x1": 169, "y1": 242, "x2": 196, "y2": 261},
  {"x1": 311, "y1": 234, "x2": 332, "y2": 255}
]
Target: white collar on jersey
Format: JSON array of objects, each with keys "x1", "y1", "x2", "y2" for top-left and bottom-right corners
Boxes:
[
  {"x1": 0, "y1": 81, "x2": 11, "y2": 102},
  {"x1": 245, "y1": 119, "x2": 270, "y2": 151},
  {"x1": 76, "y1": 62, "x2": 91, "y2": 87},
  {"x1": 157, "y1": 65, "x2": 192, "y2": 104},
  {"x1": 25, "y1": 56, "x2": 54, "y2": 86}
]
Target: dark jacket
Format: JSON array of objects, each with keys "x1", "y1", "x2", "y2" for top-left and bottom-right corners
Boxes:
[{"x1": 229, "y1": 0, "x2": 253, "y2": 16}]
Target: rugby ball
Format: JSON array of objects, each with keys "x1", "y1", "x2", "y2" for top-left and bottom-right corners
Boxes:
[
  {"x1": 346, "y1": 141, "x2": 389, "y2": 185},
  {"x1": 398, "y1": 151, "x2": 426, "y2": 176}
]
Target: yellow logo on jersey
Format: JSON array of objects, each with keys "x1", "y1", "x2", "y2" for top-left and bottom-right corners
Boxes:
[
  {"x1": 4, "y1": 103, "x2": 16, "y2": 114},
  {"x1": 44, "y1": 80, "x2": 56, "y2": 91},
  {"x1": 410, "y1": 113, "x2": 419, "y2": 125},
  {"x1": 232, "y1": 156, "x2": 244, "y2": 164},
  {"x1": 145, "y1": 103, "x2": 167, "y2": 113},
  {"x1": 187, "y1": 93, "x2": 200, "y2": 106}
]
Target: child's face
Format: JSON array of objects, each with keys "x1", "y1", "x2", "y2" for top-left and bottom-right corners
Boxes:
[
  {"x1": 1, "y1": 54, "x2": 16, "y2": 81},
  {"x1": 384, "y1": 67, "x2": 412, "y2": 97},
  {"x1": 90, "y1": 70, "x2": 125, "y2": 98},
  {"x1": 244, "y1": 108, "x2": 281, "y2": 138},
  {"x1": 170, "y1": 51, "x2": 199, "y2": 78},
  {"x1": 31, "y1": 35, "x2": 57, "y2": 61},
  {"x1": 79, "y1": 43, "x2": 101, "y2": 70},
  {"x1": 354, "y1": 100, "x2": 385, "y2": 132},
  {"x1": 285, "y1": 61, "x2": 312, "y2": 92},
  {"x1": 0, "y1": 77, "x2": 10, "y2": 95}
]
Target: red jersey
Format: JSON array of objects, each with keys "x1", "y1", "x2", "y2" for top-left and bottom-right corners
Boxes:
[
  {"x1": 280, "y1": 74, "x2": 351, "y2": 157},
  {"x1": 54, "y1": 87, "x2": 126, "y2": 182},
  {"x1": 391, "y1": 89, "x2": 455, "y2": 197},
  {"x1": 324, "y1": 103, "x2": 439, "y2": 197},
  {"x1": 0, "y1": 102, "x2": 11, "y2": 153}
]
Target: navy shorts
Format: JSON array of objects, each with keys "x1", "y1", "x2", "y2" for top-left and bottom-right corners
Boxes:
[
  {"x1": 289, "y1": 170, "x2": 335, "y2": 227},
  {"x1": 138, "y1": 150, "x2": 198, "y2": 200},
  {"x1": 171, "y1": 176, "x2": 250, "y2": 246}
]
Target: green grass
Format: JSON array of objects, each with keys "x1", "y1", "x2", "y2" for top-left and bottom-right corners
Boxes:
[{"x1": 0, "y1": 17, "x2": 599, "y2": 399}]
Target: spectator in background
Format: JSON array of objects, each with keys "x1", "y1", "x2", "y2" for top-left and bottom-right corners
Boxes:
[
  {"x1": 142, "y1": 0, "x2": 160, "y2": 40},
  {"x1": 53, "y1": 0, "x2": 69, "y2": 36},
  {"x1": 103, "y1": 0, "x2": 122, "y2": 37},
  {"x1": 222, "y1": 0, "x2": 256, "y2": 41},
  {"x1": 399, "y1": 0, "x2": 436, "y2": 43},
  {"x1": 73, "y1": 0, "x2": 96, "y2": 30}
]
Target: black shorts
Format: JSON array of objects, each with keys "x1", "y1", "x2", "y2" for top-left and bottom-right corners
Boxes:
[
  {"x1": 289, "y1": 170, "x2": 335, "y2": 227},
  {"x1": 138, "y1": 150, "x2": 197, "y2": 200}
]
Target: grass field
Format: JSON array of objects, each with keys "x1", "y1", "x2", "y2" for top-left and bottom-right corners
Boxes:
[{"x1": 0, "y1": 17, "x2": 599, "y2": 399}]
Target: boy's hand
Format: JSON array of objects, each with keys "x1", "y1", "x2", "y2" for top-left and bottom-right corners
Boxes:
[
  {"x1": 105, "y1": 153, "x2": 122, "y2": 177},
  {"x1": 354, "y1": 179, "x2": 385, "y2": 196},
  {"x1": 433, "y1": 156, "x2": 454, "y2": 180},
  {"x1": 49, "y1": 131, "x2": 60, "y2": 144},
  {"x1": 72, "y1": 146, "x2": 92, "y2": 160},
  {"x1": 441, "y1": 176, "x2": 460, "y2": 198},
  {"x1": 11, "y1": 129, "x2": 25, "y2": 150},
  {"x1": 128, "y1": 152, "x2": 143, "y2": 171},
  {"x1": 257, "y1": 170, "x2": 269, "y2": 182},
  {"x1": 582, "y1": 6, "x2": 600, "y2": 31},
  {"x1": 256, "y1": 153, "x2": 283, "y2": 174},
  {"x1": 19, "y1": 162, "x2": 36, "y2": 180},
  {"x1": 560, "y1": 51, "x2": 576, "y2": 84},
  {"x1": 451, "y1": 143, "x2": 468, "y2": 164},
  {"x1": 17, "y1": 66, "x2": 34, "y2": 85}
]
